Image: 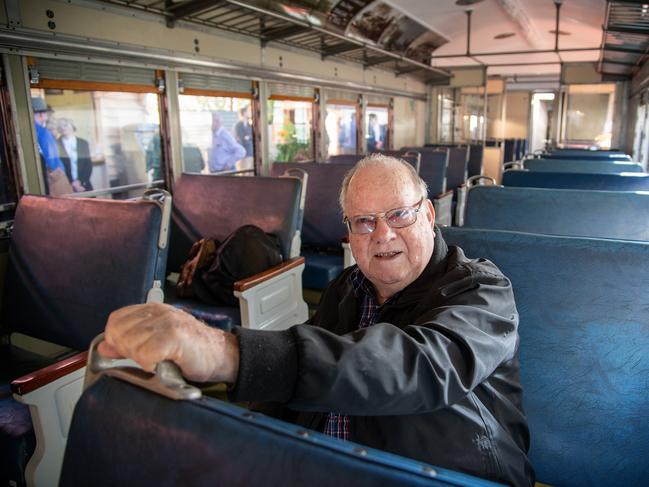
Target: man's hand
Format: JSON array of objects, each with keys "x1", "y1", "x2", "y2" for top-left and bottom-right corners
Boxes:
[{"x1": 98, "y1": 303, "x2": 239, "y2": 384}]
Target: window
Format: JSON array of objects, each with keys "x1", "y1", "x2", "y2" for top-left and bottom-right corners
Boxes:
[
  {"x1": 178, "y1": 94, "x2": 253, "y2": 174},
  {"x1": 456, "y1": 89, "x2": 485, "y2": 143},
  {"x1": 30, "y1": 87, "x2": 161, "y2": 199},
  {"x1": 365, "y1": 106, "x2": 388, "y2": 152},
  {"x1": 268, "y1": 99, "x2": 314, "y2": 162},
  {"x1": 438, "y1": 90, "x2": 454, "y2": 143},
  {"x1": 632, "y1": 101, "x2": 648, "y2": 167},
  {"x1": 562, "y1": 83, "x2": 616, "y2": 149},
  {"x1": 325, "y1": 102, "x2": 357, "y2": 157}
]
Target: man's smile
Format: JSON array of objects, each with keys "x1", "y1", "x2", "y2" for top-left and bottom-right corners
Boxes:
[{"x1": 374, "y1": 250, "x2": 403, "y2": 260}]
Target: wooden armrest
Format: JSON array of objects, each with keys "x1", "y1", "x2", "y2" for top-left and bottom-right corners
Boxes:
[
  {"x1": 434, "y1": 190, "x2": 454, "y2": 200},
  {"x1": 234, "y1": 257, "x2": 305, "y2": 292},
  {"x1": 11, "y1": 351, "x2": 88, "y2": 396}
]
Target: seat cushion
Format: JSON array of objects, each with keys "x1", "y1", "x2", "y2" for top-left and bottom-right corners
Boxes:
[
  {"x1": 164, "y1": 282, "x2": 238, "y2": 331},
  {"x1": 0, "y1": 384, "x2": 35, "y2": 487},
  {"x1": 302, "y1": 252, "x2": 344, "y2": 290}
]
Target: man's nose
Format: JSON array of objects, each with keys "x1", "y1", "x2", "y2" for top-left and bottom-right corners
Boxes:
[{"x1": 371, "y1": 217, "x2": 396, "y2": 243}]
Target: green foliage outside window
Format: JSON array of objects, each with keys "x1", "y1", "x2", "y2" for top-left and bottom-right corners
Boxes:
[{"x1": 275, "y1": 121, "x2": 310, "y2": 162}]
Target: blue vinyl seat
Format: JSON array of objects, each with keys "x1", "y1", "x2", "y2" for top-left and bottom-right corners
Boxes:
[
  {"x1": 61, "y1": 373, "x2": 502, "y2": 487},
  {"x1": 502, "y1": 169, "x2": 649, "y2": 191},
  {"x1": 442, "y1": 227, "x2": 649, "y2": 487},
  {"x1": 543, "y1": 150, "x2": 631, "y2": 160},
  {"x1": 400, "y1": 147, "x2": 452, "y2": 225},
  {"x1": 422, "y1": 144, "x2": 484, "y2": 178},
  {"x1": 503, "y1": 139, "x2": 516, "y2": 163},
  {"x1": 1, "y1": 192, "x2": 170, "y2": 487},
  {"x1": 271, "y1": 162, "x2": 351, "y2": 290},
  {"x1": 523, "y1": 158, "x2": 642, "y2": 173},
  {"x1": 443, "y1": 146, "x2": 470, "y2": 225},
  {"x1": 464, "y1": 185, "x2": 649, "y2": 240},
  {"x1": 166, "y1": 174, "x2": 307, "y2": 331},
  {"x1": 410, "y1": 145, "x2": 469, "y2": 225}
]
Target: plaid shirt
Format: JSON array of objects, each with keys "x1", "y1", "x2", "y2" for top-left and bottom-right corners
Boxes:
[{"x1": 322, "y1": 267, "x2": 397, "y2": 440}]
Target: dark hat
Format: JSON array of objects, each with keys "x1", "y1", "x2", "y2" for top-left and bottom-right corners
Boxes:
[{"x1": 31, "y1": 96, "x2": 49, "y2": 113}]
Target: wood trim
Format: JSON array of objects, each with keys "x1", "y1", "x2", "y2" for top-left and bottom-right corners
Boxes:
[
  {"x1": 312, "y1": 88, "x2": 321, "y2": 162},
  {"x1": 33, "y1": 79, "x2": 158, "y2": 93},
  {"x1": 234, "y1": 256, "x2": 304, "y2": 292},
  {"x1": 0, "y1": 81, "x2": 24, "y2": 198},
  {"x1": 326, "y1": 99, "x2": 356, "y2": 106},
  {"x1": 181, "y1": 87, "x2": 253, "y2": 99},
  {"x1": 251, "y1": 80, "x2": 262, "y2": 174},
  {"x1": 268, "y1": 94, "x2": 314, "y2": 102},
  {"x1": 11, "y1": 352, "x2": 88, "y2": 396},
  {"x1": 158, "y1": 84, "x2": 174, "y2": 192},
  {"x1": 367, "y1": 104, "x2": 389, "y2": 108}
]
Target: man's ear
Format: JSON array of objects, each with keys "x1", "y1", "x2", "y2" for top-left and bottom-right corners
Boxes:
[{"x1": 425, "y1": 199, "x2": 435, "y2": 226}]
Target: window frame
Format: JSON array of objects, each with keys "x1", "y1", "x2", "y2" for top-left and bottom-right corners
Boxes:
[
  {"x1": 267, "y1": 94, "x2": 317, "y2": 162},
  {"x1": 177, "y1": 88, "x2": 256, "y2": 175},
  {"x1": 30, "y1": 76, "x2": 168, "y2": 199}
]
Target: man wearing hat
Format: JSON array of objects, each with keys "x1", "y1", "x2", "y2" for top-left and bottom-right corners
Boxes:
[{"x1": 32, "y1": 96, "x2": 64, "y2": 174}]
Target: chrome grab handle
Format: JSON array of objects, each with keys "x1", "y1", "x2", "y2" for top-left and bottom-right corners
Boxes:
[
  {"x1": 85, "y1": 333, "x2": 202, "y2": 401},
  {"x1": 466, "y1": 175, "x2": 496, "y2": 188}
]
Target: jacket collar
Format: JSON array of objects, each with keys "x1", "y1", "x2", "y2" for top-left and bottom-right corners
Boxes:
[{"x1": 389, "y1": 226, "x2": 449, "y2": 307}]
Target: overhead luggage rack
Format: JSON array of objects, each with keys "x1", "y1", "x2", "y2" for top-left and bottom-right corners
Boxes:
[
  {"x1": 599, "y1": 1, "x2": 649, "y2": 77},
  {"x1": 95, "y1": 0, "x2": 452, "y2": 84}
]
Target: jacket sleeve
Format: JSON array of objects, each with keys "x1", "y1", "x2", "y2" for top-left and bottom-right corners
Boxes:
[
  {"x1": 230, "y1": 264, "x2": 519, "y2": 416},
  {"x1": 222, "y1": 130, "x2": 246, "y2": 167}
]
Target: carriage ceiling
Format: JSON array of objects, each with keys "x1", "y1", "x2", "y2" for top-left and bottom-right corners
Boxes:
[{"x1": 96, "y1": 0, "x2": 649, "y2": 83}]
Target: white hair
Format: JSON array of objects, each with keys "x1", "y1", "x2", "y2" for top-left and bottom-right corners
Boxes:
[{"x1": 338, "y1": 154, "x2": 428, "y2": 214}]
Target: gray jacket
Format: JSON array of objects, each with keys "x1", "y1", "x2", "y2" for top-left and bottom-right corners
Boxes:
[{"x1": 232, "y1": 228, "x2": 533, "y2": 486}]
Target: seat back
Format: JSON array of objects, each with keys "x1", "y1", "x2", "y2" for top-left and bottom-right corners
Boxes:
[
  {"x1": 503, "y1": 139, "x2": 516, "y2": 163},
  {"x1": 502, "y1": 169, "x2": 649, "y2": 190},
  {"x1": 446, "y1": 147, "x2": 469, "y2": 190},
  {"x1": 1, "y1": 193, "x2": 169, "y2": 350},
  {"x1": 442, "y1": 227, "x2": 649, "y2": 487},
  {"x1": 399, "y1": 148, "x2": 449, "y2": 195},
  {"x1": 464, "y1": 185, "x2": 649, "y2": 240},
  {"x1": 168, "y1": 174, "x2": 301, "y2": 272},
  {"x1": 61, "y1": 374, "x2": 501, "y2": 487},
  {"x1": 467, "y1": 144, "x2": 483, "y2": 177},
  {"x1": 270, "y1": 162, "x2": 350, "y2": 249},
  {"x1": 544, "y1": 150, "x2": 631, "y2": 160},
  {"x1": 524, "y1": 158, "x2": 643, "y2": 174},
  {"x1": 419, "y1": 144, "x2": 483, "y2": 179}
]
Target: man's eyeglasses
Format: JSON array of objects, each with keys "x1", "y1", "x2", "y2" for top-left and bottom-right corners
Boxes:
[{"x1": 343, "y1": 198, "x2": 424, "y2": 235}]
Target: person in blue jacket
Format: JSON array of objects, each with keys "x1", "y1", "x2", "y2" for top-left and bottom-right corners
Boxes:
[
  {"x1": 208, "y1": 112, "x2": 246, "y2": 173},
  {"x1": 32, "y1": 97, "x2": 64, "y2": 173}
]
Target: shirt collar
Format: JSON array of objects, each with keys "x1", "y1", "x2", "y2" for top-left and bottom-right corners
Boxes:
[{"x1": 349, "y1": 262, "x2": 402, "y2": 307}]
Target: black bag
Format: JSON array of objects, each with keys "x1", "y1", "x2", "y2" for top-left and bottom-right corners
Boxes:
[{"x1": 192, "y1": 225, "x2": 283, "y2": 307}]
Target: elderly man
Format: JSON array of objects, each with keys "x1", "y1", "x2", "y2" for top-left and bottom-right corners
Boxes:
[{"x1": 100, "y1": 155, "x2": 533, "y2": 486}]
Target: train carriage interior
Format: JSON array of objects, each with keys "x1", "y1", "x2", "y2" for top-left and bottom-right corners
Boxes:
[{"x1": 0, "y1": 0, "x2": 648, "y2": 486}]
